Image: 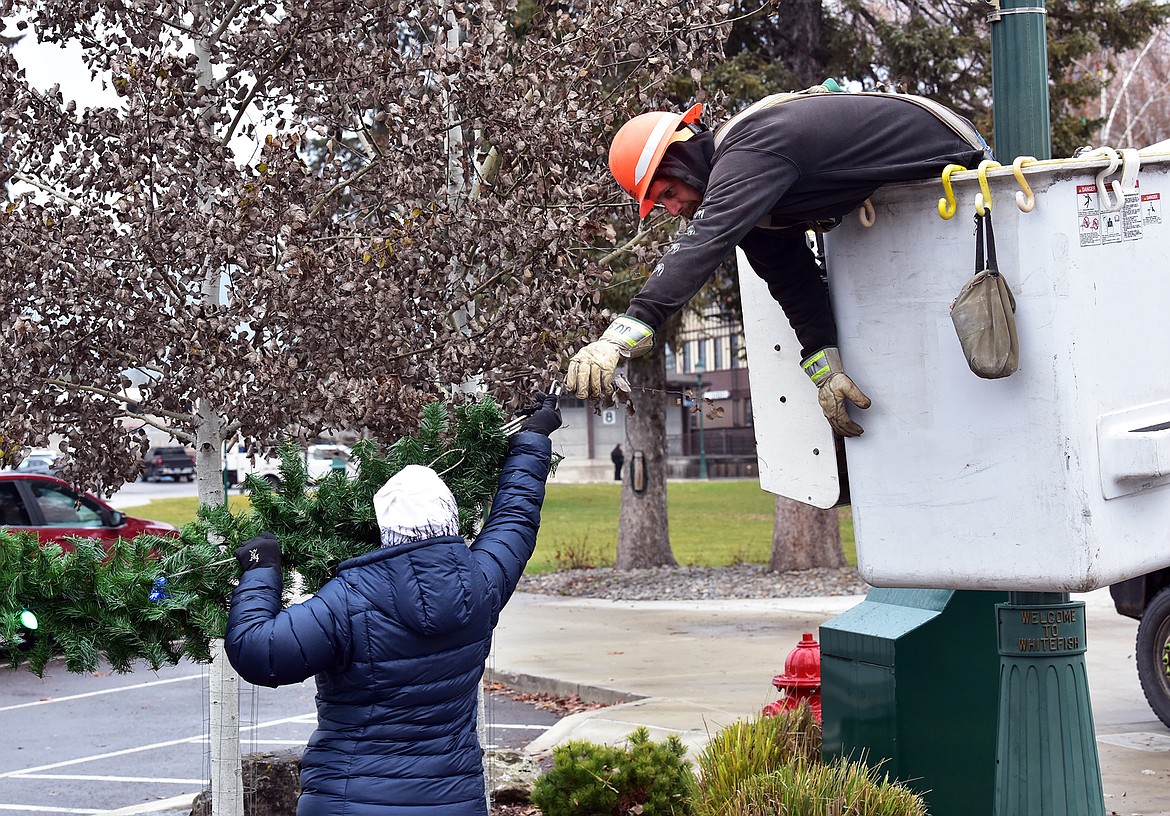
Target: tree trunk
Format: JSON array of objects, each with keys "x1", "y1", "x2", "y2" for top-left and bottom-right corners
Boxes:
[
  {"x1": 193, "y1": 401, "x2": 245, "y2": 816},
  {"x1": 776, "y1": 1, "x2": 828, "y2": 84},
  {"x1": 755, "y1": 4, "x2": 834, "y2": 574},
  {"x1": 616, "y1": 344, "x2": 677, "y2": 570},
  {"x1": 769, "y1": 496, "x2": 845, "y2": 572},
  {"x1": 208, "y1": 640, "x2": 243, "y2": 816}
]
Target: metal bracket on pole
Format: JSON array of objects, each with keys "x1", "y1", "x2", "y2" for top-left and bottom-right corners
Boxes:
[{"x1": 986, "y1": 1, "x2": 1048, "y2": 22}]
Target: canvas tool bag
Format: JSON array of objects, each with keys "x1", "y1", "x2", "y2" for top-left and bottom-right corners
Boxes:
[{"x1": 950, "y1": 208, "x2": 1020, "y2": 378}]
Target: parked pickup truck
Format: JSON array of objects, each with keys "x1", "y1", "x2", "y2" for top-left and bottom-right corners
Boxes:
[
  {"x1": 225, "y1": 443, "x2": 354, "y2": 488},
  {"x1": 141, "y1": 446, "x2": 196, "y2": 482},
  {"x1": 1111, "y1": 568, "x2": 1170, "y2": 728}
]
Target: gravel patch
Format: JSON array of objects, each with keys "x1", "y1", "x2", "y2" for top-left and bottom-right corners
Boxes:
[{"x1": 517, "y1": 563, "x2": 870, "y2": 601}]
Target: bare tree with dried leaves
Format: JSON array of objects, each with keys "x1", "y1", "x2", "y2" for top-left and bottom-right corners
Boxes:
[
  {"x1": 0, "y1": 0, "x2": 731, "y2": 492},
  {"x1": 1, "y1": 0, "x2": 731, "y2": 810}
]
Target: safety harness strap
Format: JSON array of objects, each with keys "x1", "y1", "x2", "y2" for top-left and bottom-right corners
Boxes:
[{"x1": 713, "y1": 87, "x2": 987, "y2": 156}]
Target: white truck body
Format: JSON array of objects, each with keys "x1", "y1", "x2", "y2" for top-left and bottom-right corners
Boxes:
[{"x1": 225, "y1": 443, "x2": 355, "y2": 487}]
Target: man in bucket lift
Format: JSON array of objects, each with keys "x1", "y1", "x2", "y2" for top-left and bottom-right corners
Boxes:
[{"x1": 566, "y1": 86, "x2": 991, "y2": 437}]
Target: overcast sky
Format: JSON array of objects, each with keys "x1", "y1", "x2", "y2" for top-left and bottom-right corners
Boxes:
[
  {"x1": 6, "y1": 25, "x2": 119, "y2": 108},
  {"x1": 4, "y1": 22, "x2": 264, "y2": 168}
]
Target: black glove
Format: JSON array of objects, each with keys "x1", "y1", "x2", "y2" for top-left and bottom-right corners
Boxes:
[
  {"x1": 235, "y1": 532, "x2": 282, "y2": 571},
  {"x1": 513, "y1": 393, "x2": 544, "y2": 420},
  {"x1": 520, "y1": 392, "x2": 562, "y2": 436}
]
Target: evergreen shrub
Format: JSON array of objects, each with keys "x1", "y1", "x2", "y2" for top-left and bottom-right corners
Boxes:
[{"x1": 530, "y1": 726, "x2": 695, "y2": 816}]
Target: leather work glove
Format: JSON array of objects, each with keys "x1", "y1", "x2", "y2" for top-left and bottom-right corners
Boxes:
[
  {"x1": 801, "y1": 347, "x2": 872, "y2": 437},
  {"x1": 565, "y1": 315, "x2": 655, "y2": 400},
  {"x1": 520, "y1": 392, "x2": 563, "y2": 436},
  {"x1": 234, "y1": 532, "x2": 282, "y2": 572}
]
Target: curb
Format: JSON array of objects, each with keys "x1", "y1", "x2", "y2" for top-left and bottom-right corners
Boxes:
[{"x1": 484, "y1": 668, "x2": 644, "y2": 707}]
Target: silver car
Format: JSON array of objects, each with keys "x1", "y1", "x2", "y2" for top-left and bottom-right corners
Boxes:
[{"x1": 14, "y1": 450, "x2": 61, "y2": 476}]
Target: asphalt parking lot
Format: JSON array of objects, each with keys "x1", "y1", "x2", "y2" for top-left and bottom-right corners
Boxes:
[
  {"x1": 104, "y1": 479, "x2": 204, "y2": 509},
  {"x1": 0, "y1": 656, "x2": 557, "y2": 816}
]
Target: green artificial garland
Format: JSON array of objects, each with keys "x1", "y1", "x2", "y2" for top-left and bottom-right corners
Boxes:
[{"x1": 0, "y1": 398, "x2": 515, "y2": 676}]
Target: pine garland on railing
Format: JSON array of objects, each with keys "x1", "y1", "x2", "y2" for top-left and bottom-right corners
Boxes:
[{"x1": 0, "y1": 398, "x2": 513, "y2": 676}]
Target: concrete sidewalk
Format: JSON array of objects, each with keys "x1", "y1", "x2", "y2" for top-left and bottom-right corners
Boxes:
[{"x1": 490, "y1": 588, "x2": 1170, "y2": 816}]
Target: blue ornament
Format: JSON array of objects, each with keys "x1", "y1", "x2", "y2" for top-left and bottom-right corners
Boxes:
[{"x1": 149, "y1": 576, "x2": 170, "y2": 603}]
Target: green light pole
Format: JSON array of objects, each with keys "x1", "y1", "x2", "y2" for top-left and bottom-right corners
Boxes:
[
  {"x1": 990, "y1": 4, "x2": 1102, "y2": 814},
  {"x1": 990, "y1": 0, "x2": 1053, "y2": 162},
  {"x1": 695, "y1": 361, "x2": 708, "y2": 479}
]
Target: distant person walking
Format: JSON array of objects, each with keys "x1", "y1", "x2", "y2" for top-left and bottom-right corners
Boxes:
[{"x1": 611, "y1": 443, "x2": 624, "y2": 481}]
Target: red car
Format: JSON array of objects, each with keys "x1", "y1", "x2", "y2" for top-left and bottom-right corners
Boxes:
[{"x1": 0, "y1": 473, "x2": 178, "y2": 550}]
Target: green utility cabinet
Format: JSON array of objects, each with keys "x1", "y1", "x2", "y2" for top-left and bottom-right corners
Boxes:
[{"x1": 820, "y1": 589, "x2": 1006, "y2": 816}]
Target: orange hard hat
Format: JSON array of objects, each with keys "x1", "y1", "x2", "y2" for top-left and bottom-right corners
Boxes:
[{"x1": 608, "y1": 103, "x2": 703, "y2": 219}]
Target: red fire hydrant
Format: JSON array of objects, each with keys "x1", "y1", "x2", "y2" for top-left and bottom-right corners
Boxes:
[{"x1": 762, "y1": 632, "x2": 822, "y2": 722}]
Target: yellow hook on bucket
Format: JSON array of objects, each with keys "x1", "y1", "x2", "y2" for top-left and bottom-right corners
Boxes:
[
  {"x1": 937, "y1": 164, "x2": 965, "y2": 220},
  {"x1": 1012, "y1": 156, "x2": 1036, "y2": 213},
  {"x1": 974, "y1": 159, "x2": 1002, "y2": 216}
]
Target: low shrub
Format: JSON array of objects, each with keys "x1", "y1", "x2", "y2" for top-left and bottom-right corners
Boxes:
[
  {"x1": 530, "y1": 726, "x2": 695, "y2": 816},
  {"x1": 532, "y1": 707, "x2": 924, "y2": 816},
  {"x1": 693, "y1": 705, "x2": 821, "y2": 816},
  {"x1": 732, "y1": 759, "x2": 928, "y2": 816},
  {"x1": 552, "y1": 529, "x2": 611, "y2": 571}
]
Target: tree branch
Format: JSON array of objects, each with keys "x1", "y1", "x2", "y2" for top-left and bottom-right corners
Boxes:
[
  {"x1": 346, "y1": 104, "x2": 383, "y2": 161},
  {"x1": 113, "y1": 410, "x2": 196, "y2": 445},
  {"x1": 308, "y1": 161, "x2": 379, "y2": 220},
  {"x1": 1103, "y1": 28, "x2": 1167, "y2": 143},
  {"x1": 40, "y1": 378, "x2": 195, "y2": 425},
  {"x1": 207, "y1": 0, "x2": 250, "y2": 43},
  {"x1": 597, "y1": 223, "x2": 656, "y2": 267},
  {"x1": 11, "y1": 172, "x2": 87, "y2": 210},
  {"x1": 221, "y1": 29, "x2": 302, "y2": 146}
]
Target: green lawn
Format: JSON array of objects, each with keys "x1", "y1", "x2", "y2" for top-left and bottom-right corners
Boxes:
[
  {"x1": 119, "y1": 481, "x2": 855, "y2": 573},
  {"x1": 121, "y1": 495, "x2": 254, "y2": 528},
  {"x1": 533, "y1": 480, "x2": 855, "y2": 573}
]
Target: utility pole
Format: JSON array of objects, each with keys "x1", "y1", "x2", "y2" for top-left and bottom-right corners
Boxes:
[
  {"x1": 695, "y1": 362, "x2": 708, "y2": 479},
  {"x1": 990, "y1": 0, "x2": 1052, "y2": 162},
  {"x1": 989, "y1": 4, "x2": 1103, "y2": 814}
]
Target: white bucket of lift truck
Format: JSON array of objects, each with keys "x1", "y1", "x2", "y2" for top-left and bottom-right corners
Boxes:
[{"x1": 740, "y1": 150, "x2": 1170, "y2": 592}]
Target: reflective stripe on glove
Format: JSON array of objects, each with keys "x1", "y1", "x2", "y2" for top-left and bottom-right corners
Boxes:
[
  {"x1": 565, "y1": 315, "x2": 654, "y2": 400},
  {"x1": 801, "y1": 347, "x2": 871, "y2": 437}
]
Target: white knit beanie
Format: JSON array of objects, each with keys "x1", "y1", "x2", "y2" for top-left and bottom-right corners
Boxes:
[{"x1": 373, "y1": 465, "x2": 460, "y2": 547}]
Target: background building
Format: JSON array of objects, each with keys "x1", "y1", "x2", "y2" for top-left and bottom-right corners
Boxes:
[{"x1": 552, "y1": 307, "x2": 758, "y2": 482}]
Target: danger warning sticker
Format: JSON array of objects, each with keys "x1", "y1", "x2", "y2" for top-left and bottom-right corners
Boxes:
[
  {"x1": 1076, "y1": 180, "x2": 1154, "y2": 246},
  {"x1": 1142, "y1": 192, "x2": 1162, "y2": 226},
  {"x1": 1077, "y1": 184, "x2": 1101, "y2": 246}
]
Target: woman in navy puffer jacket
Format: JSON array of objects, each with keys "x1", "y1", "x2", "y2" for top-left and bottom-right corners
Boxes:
[{"x1": 225, "y1": 396, "x2": 559, "y2": 816}]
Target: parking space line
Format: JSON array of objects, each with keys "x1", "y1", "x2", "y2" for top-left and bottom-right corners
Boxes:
[
  {"x1": 0, "y1": 735, "x2": 203, "y2": 778},
  {"x1": 0, "y1": 710, "x2": 537, "y2": 814},
  {"x1": 1, "y1": 711, "x2": 318, "y2": 780},
  {"x1": 0, "y1": 805, "x2": 101, "y2": 814},
  {"x1": 241, "y1": 713, "x2": 317, "y2": 729},
  {"x1": 12, "y1": 775, "x2": 206, "y2": 785},
  {"x1": 104, "y1": 795, "x2": 203, "y2": 815},
  {"x1": 0, "y1": 675, "x2": 203, "y2": 714}
]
